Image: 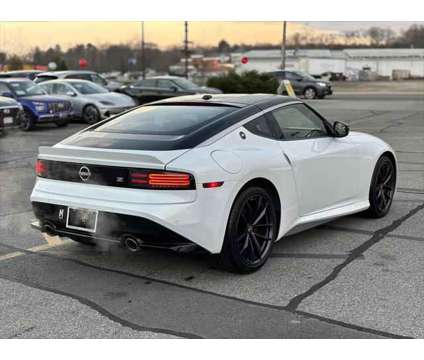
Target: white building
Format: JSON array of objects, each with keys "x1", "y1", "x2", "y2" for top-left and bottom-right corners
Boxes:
[{"x1": 232, "y1": 48, "x2": 424, "y2": 79}]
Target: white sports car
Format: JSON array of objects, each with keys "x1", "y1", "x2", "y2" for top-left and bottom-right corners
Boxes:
[{"x1": 30, "y1": 94, "x2": 397, "y2": 273}]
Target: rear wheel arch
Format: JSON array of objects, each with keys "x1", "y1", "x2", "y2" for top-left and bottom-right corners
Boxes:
[{"x1": 232, "y1": 177, "x2": 281, "y2": 235}]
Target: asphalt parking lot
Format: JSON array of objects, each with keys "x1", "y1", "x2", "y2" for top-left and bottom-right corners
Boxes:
[{"x1": 0, "y1": 92, "x2": 423, "y2": 338}]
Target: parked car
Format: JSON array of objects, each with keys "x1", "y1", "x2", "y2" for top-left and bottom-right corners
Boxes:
[
  {"x1": 0, "y1": 96, "x2": 22, "y2": 133},
  {"x1": 0, "y1": 78, "x2": 73, "y2": 131},
  {"x1": 319, "y1": 72, "x2": 347, "y2": 82},
  {"x1": 268, "y1": 70, "x2": 333, "y2": 99},
  {"x1": 30, "y1": 94, "x2": 396, "y2": 273},
  {"x1": 34, "y1": 70, "x2": 122, "y2": 91},
  {"x1": 118, "y1": 76, "x2": 222, "y2": 104},
  {"x1": 39, "y1": 79, "x2": 136, "y2": 124},
  {"x1": 0, "y1": 70, "x2": 44, "y2": 81}
]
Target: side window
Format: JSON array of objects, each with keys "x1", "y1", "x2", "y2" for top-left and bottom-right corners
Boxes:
[
  {"x1": 244, "y1": 116, "x2": 275, "y2": 139},
  {"x1": 271, "y1": 104, "x2": 328, "y2": 140},
  {"x1": 66, "y1": 74, "x2": 91, "y2": 81},
  {"x1": 157, "y1": 79, "x2": 173, "y2": 89},
  {"x1": 52, "y1": 83, "x2": 71, "y2": 95},
  {"x1": 135, "y1": 79, "x2": 156, "y2": 87},
  {"x1": 284, "y1": 72, "x2": 299, "y2": 81},
  {"x1": 0, "y1": 83, "x2": 11, "y2": 95},
  {"x1": 40, "y1": 83, "x2": 53, "y2": 94},
  {"x1": 91, "y1": 74, "x2": 107, "y2": 86}
]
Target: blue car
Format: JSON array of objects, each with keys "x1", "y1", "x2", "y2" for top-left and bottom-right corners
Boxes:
[{"x1": 0, "y1": 78, "x2": 73, "y2": 131}]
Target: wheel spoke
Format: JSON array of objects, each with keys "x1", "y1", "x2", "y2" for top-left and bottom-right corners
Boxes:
[
  {"x1": 252, "y1": 223, "x2": 274, "y2": 228},
  {"x1": 240, "y1": 234, "x2": 249, "y2": 253},
  {"x1": 250, "y1": 233, "x2": 261, "y2": 258},
  {"x1": 253, "y1": 204, "x2": 268, "y2": 225}
]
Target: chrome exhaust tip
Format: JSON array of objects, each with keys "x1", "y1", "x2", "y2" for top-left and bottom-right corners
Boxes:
[
  {"x1": 122, "y1": 235, "x2": 143, "y2": 253},
  {"x1": 42, "y1": 221, "x2": 56, "y2": 236}
]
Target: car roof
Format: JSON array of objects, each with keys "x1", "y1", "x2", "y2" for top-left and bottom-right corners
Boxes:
[
  {"x1": 148, "y1": 75, "x2": 181, "y2": 79},
  {"x1": 39, "y1": 79, "x2": 92, "y2": 84},
  {"x1": 37, "y1": 70, "x2": 96, "y2": 76},
  {"x1": 150, "y1": 93, "x2": 300, "y2": 109},
  {"x1": 0, "y1": 78, "x2": 32, "y2": 83},
  {"x1": 4, "y1": 70, "x2": 43, "y2": 74}
]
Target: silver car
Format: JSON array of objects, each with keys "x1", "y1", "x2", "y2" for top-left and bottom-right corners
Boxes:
[{"x1": 39, "y1": 79, "x2": 136, "y2": 124}]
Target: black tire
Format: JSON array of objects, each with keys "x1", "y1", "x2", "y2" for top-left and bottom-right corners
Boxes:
[
  {"x1": 82, "y1": 105, "x2": 101, "y2": 124},
  {"x1": 215, "y1": 186, "x2": 277, "y2": 273},
  {"x1": 363, "y1": 155, "x2": 396, "y2": 218},
  {"x1": 303, "y1": 87, "x2": 317, "y2": 100},
  {"x1": 54, "y1": 119, "x2": 69, "y2": 127},
  {"x1": 19, "y1": 110, "x2": 35, "y2": 131}
]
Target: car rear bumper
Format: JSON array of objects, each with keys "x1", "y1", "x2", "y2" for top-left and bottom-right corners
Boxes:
[
  {"x1": 38, "y1": 112, "x2": 74, "y2": 122},
  {"x1": 31, "y1": 202, "x2": 197, "y2": 251},
  {"x1": 30, "y1": 177, "x2": 234, "y2": 253}
]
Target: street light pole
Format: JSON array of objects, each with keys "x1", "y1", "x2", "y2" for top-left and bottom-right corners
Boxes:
[
  {"x1": 184, "y1": 21, "x2": 189, "y2": 79},
  {"x1": 141, "y1": 21, "x2": 146, "y2": 79},
  {"x1": 281, "y1": 21, "x2": 287, "y2": 70}
]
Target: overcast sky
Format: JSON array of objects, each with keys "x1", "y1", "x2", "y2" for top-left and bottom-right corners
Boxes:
[{"x1": 0, "y1": 21, "x2": 422, "y2": 55}]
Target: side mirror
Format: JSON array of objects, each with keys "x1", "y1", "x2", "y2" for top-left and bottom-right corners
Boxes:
[
  {"x1": 1, "y1": 92, "x2": 14, "y2": 98},
  {"x1": 333, "y1": 121, "x2": 350, "y2": 137},
  {"x1": 66, "y1": 91, "x2": 77, "y2": 97},
  {"x1": 170, "y1": 86, "x2": 178, "y2": 92}
]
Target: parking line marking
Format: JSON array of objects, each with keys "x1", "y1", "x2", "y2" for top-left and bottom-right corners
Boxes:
[{"x1": 0, "y1": 237, "x2": 71, "y2": 262}]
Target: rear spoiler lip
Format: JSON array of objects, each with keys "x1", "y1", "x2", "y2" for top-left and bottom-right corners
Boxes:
[{"x1": 38, "y1": 145, "x2": 166, "y2": 169}]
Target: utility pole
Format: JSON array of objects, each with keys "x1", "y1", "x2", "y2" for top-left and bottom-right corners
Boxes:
[
  {"x1": 281, "y1": 21, "x2": 287, "y2": 70},
  {"x1": 141, "y1": 21, "x2": 146, "y2": 79},
  {"x1": 184, "y1": 21, "x2": 189, "y2": 79}
]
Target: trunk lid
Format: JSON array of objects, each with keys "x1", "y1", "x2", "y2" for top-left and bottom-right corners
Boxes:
[{"x1": 38, "y1": 145, "x2": 189, "y2": 170}]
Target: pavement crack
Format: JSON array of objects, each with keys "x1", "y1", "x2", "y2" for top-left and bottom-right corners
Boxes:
[
  {"x1": 285, "y1": 202, "x2": 424, "y2": 312},
  {"x1": 0, "y1": 273, "x2": 202, "y2": 339},
  {"x1": 0, "y1": 240, "x2": 407, "y2": 339}
]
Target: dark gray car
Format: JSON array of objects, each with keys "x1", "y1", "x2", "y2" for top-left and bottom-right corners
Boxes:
[
  {"x1": 268, "y1": 70, "x2": 333, "y2": 99},
  {"x1": 118, "y1": 76, "x2": 222, "y2": 104},
  {"x1": 0, "y1": 96, "x2": 22, "y2": 132}
]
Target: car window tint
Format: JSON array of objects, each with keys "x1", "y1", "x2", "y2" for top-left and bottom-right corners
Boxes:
[
  {"x1": 35, "y1": 75, "x2": 57, "y2": 83},
  {"x1": 157, "y1": 79, "x2": 173, "y2": 89},
  {"x1": 271, "y1": 104, "x2": 328, "y2": 140},
  {"x1": 40, "y1": 83, "x2": 53, "y2": 94},
  {"x1": 53, "y1": 83, "x2": 71, "y2": 95},
  {"x1": 135, "y1": 79, "x2": 156, "y2": 87},
  {"x1": 244, "y1": 116, "x2": 274, "y2": 139},
  {"x1": 0, "y1": 83, "x2": 10, "y2": 95},
  {"x1": 94, "y1": 105, "x2": 236, "y2": 135},
  {"x1": 284, "y1": 72, "x2": 299, "y2": 80},
  {"x1": 91, "y1": 74, "x2": 107, "y2": 86},
  {"x1": 66, "y1": 74, "x2": 91, "y2": 81}
]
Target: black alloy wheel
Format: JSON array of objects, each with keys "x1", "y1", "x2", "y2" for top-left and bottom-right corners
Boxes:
[
  {"x1": 217, "y1": 186, "x2": 277, "y2": 273},
  {"x1": 19, "y1": 110, "x2": 35, "y2": 131},
  {"x1": 364, "y1": 155, "x2": 396, "y2": 218},
  {"x1": 83, "y1": 105, "x2": 101, "y2": 124}
]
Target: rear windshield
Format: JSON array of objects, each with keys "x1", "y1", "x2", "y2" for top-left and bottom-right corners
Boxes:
[
  {"x1": 34, "y1": 75, "x2": 57, "y2": 83},
  {"x1": 94, "y1": 105, "x2": 236, "y2": 135}
]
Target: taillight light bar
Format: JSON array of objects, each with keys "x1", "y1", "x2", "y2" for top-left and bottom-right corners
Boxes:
[{"x1": 129, "y1": 170, "x2": 195, "y2": 190}]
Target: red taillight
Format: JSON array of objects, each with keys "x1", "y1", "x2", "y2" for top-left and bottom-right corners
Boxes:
[
  {"x1": 129, "y1": 170, "x2": 194, "y2": 190},
  {"x1": 35, "y1": 159, "x2": 47, "y2": 177}
]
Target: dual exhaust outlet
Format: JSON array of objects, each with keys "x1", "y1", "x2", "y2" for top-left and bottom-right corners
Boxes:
[{"x1": 41, "y1": 221, "x2": 144, "y2": 253}]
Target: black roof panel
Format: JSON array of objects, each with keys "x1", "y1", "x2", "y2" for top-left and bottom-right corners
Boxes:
[{"x1": 150, "y1": 94, "x2": 300, "y2": 109}]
